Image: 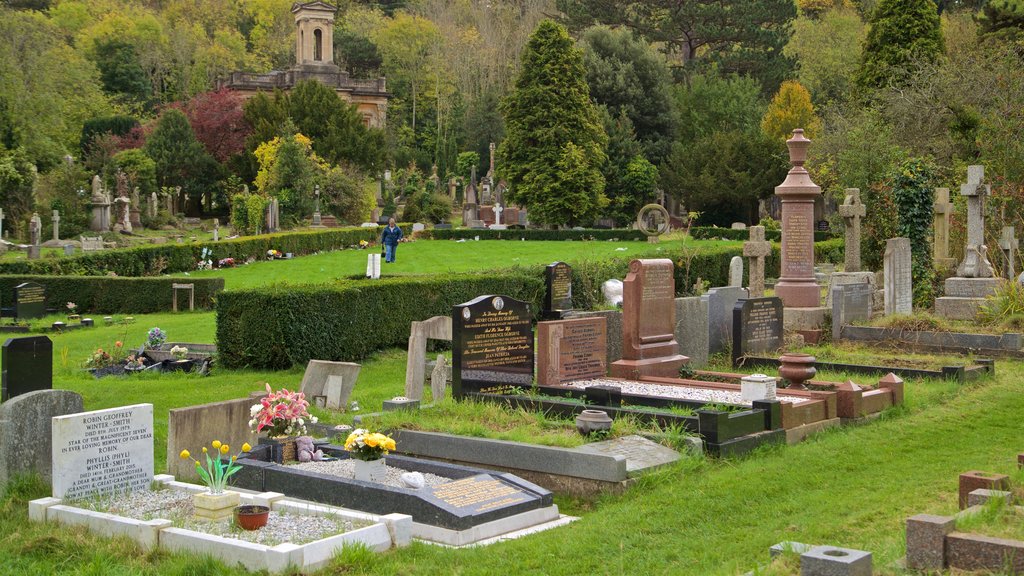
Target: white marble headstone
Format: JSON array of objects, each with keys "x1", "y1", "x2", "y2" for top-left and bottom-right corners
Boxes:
[{"x1": 51, "y1": 404, "x2": 154, "y2": 499}]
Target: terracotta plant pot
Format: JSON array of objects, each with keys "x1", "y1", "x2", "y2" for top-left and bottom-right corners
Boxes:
[
  {"x1": 576, "y1": 409, "x2": 613, "y2": 436},
  {"x1": 778, "y1": 352, "x2": 817, "y2": 390},
  {"x1": 234, "y1": 505, "x2": 270, "y2": 530}
]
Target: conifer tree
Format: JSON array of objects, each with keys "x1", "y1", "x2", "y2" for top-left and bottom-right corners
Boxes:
[{"x1": 857, "y1": 0, "x2": 944, "y2": 90}]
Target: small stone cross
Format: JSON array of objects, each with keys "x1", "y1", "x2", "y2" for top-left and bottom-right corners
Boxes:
[
  {"x1": 999, "y1": 226, "x2": 1018, "y2": 280},
  {"x1": 933, "y1": 188, "x2": 954, "y2": 266},
  {"x1": 494, "y1": 203, "x2": 504, "y2": 225},
  {"x1": 52, "y1": 209, "x2": 60, "y2": 241},
  {"x1": 837, "y1": 188, "x2": 866, "y2": 272},
  {"x1": 743, "y1": 225, "x2": 772, "y2": 298},
  {"x1": 956, "y1": 165, "x2": 994, "y2": 278}
]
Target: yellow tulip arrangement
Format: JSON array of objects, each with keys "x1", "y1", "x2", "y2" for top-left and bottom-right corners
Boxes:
[
  {"x1": 343, "y1": 429, "x2": 396, "y2": 461},
  {"x1": 179, "y1": 441, "x2": 253, "y2": 494}
]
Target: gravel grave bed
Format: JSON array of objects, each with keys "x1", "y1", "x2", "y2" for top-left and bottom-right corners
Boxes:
[
  {"x1": 561, "y1": 378, "x2": 806, "y2": 405},
  {"x1": 288, "y1": 459, "x2": 452, "y2": 488},
  {"x1": 74, "y1": 488, "x2": 369, "y2": 546}
]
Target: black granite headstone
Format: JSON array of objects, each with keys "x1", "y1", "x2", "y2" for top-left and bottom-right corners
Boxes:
[
  {"x1": 1, "y1": 335, "x2": 53, "y2": 402},
  {"x1": 831, "y1": 283, "x2": 874, "y2": 341},
  {"x1": 732, "y1": 297, "x2": 783, "y2": 365},
  {"x1": 453, "y1": 294, "x2": 534, "y2": 398},
  {"x1": 14, "y1": 282, "x2": 46, "y2": 320},
  {"x1": 543, "y1": 262, "x2": 572, "y2": 319}
]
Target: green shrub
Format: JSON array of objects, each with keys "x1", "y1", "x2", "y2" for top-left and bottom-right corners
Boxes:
[
  {"x1": 245, "y1": 195, "x2": 267, "y2": 235},
  {"x1": 230, "y1": 193, "x2": 248, "y2": 234},
  {"x1": 423, "y1": 228, "x2": 648, "y2": 241},
  {"x1": 0, "y1": 276, "x2": 224, "y2": 313},
  {"x1": 689, "y1": 226, "x2": 834, "y2": 242},
  {"x1": 216, "y1": 273, "x2": 545, "y2": 369}
]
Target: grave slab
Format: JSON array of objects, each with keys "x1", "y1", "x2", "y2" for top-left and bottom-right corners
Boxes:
[{"x1": 572, "y1": 435, "x2": 680, "y2": 476}]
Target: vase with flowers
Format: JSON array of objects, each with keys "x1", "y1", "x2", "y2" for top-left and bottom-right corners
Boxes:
[
  {"x1": 179, "y1": 440, "x2": 252, "y2": 521},
  {"x1": 344, "y1": 429, "x2": 396, "y2": 483},
  {"x1": 249, "y1": 384, "x2": 317, "y2": 462}
]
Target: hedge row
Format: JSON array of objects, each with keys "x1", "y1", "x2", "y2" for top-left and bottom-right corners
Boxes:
[
  {"x1": 0, "y1": 275, "x2": 225, "y2": 314},
  {"x1": 216, "y1": 273, "x2": 545, "y2": 369},
  {"x1": 690, "y1": 226, "x2": 834, "y2": 243},
  {"x1": 0, "y1": 226, "x2": 395, "y2": 277},
  {"x1": 422, "y1": 228, "x2": 649, "y2": 241}
]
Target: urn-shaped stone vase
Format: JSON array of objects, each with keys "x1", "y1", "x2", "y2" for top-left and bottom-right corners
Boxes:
[
  {"x1": 576, "y1": 409, "x2": 613, "y2": 436},
  {"x1": 778, "y1": 352, "x2": 816, "y2": 390}
]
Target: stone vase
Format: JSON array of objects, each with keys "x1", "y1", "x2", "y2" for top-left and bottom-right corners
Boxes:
[
  {"x1": 778, "y1": 352, "x2": 817, "y2": 390},
  {"x1": 576, "y1": 409, "x2": 614, "y2": 436},
  {"x1": 193, "y1": 490, "x2": 240, "y2": 521},
  {"x1": 353, "y1": 457, "x2": 386, "y2": 483}
]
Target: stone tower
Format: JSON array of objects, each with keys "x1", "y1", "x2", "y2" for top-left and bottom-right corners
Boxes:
[{"x1": 293, "y1": 2, "x2": 336, "y2": 69}]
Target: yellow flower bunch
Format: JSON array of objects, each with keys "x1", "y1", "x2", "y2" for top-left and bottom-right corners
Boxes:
[
  {"x1": 178, "y1": 440, "x2": 253, "y2": 493},
  {"x1": 343, "y1": 429, "x2": 396, "y2": 461}
]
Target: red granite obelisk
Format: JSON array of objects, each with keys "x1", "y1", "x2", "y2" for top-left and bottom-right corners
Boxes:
[{"x1": 774, "y1": 129, "x2": 822, "y2": 308}]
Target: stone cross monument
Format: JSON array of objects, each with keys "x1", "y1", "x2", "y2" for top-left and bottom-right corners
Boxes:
[
  {"x1": 29, "y1": 213, "x2": 41, "y2": 246},
  {"x1": 955, "y1": 165, "x2": 994, "y2": 278},
  {"x1": 999, "y1": 226, "x2": 1018, "y2": 280},
  {"x1": 837, "y1": 188, "x2": 865, "y2": 272},
  {"x1": 933, "y1": 188, "x2": 954, "y2": 269},
  {"x1": 51, "y1": 210, "x2": 60, "y2": 241},
  {"x1": 743, "y1": 225, "x2": 771, "y2": 298},
  {"x1": 312, "y1": 184, "x2": 323, "y2": 227},
  {"x1": 773, "y1": 129, "x2": 822, "y2": 308}
]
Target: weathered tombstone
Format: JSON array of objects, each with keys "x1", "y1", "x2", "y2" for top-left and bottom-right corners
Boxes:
[
  {"x1": 731, "y1": 222, "x2": 747, "y2": 230},
  {"x1": 323, "y1": 375, "x2": 345, "y2": 410},
  {"x1": 743, "y1": 226, "x2": 772, "y2": 298},
  {"x1": 299, "y1": 360, "x2": 361, "y2": 401},
  {"x1": 702, "y1": 286, "x2": 749, "y2": 355},
  {"x1": 51, "y1": 404, "x2": 154, "y2": 499},
  {"x1": 831, "y1": 282, "x2": 874, "y2": 341},
  {"x1": 213, "y1": 218, "x2": 220, "y2": 242},
  {"x1": 883, "y1": 238, "x2": 913, "y2": 315},
  {"x1": 366, "y1": 252, "x2": 381, "y2": 279},
  {"x1": 731, "y1": 297, "x2": 783, "y2": 365},
  {"x1": 536, "y1": 317, "x2": 607, "y2": 386},
  {"x1": 452, "y1": 295, "x2": 534, "y2": 397},
  {"x1": 129, "y1": 186, "x2": 142, "y2": 229},
  {"x1": 63, "y1": 244, "x2": 74, "y2": 256},
  {"x1": 729, "y1": 256, "x2": 744, "y2": 287},
  {"x1": 28, "y1": 213, "x2": 41, "y2": 259},
  {"x1": 430, "y1": 355, "x2": 450, "y2": 401},
  {"x1": 404, "y1": 316, "x2": 452, "y2": 400},
  {"x1": 999, "y1": 226, "x2": 1018, "y2": 280},
  {"x1": 610, "y1": 259, "x2": 688, "y2": 379},
  {"x1": 774, "y1": 129, "x2": 822, "y2": 308},
  {"x1": 838, "y1": 188, "x2": 866, "y2": 272},
  {"x1": 0, "y1": 390, "x2": 83, "y2": 485},
  {"x1": 1, "y1": 335, "x2": 52, "y2": 402},
  {"x1": 543, "y1": 262, "x2": 573, "y2": 319},
  {"x1": 80, "y1": 236, "x2": 104, "y2": 252},
  {"x1": 933, "y1": 187, "x2": 954, "y2": 269},
  {"x1": 675, "y1": 296, "x2": 709, "y2": 369},
  {"x1": 149, "y1": 191, "x2": 158, "y2": 219},
  {"x1": 166, "y1": 397, "x2": 258, "y2": 482},
  {"x1": 90, "y1": 175, "x2": 111, "y2": 232},
  {"x1": 312, "y1": 184, "x2": 323, "y2": 227},
  {"x1": 51, "y1": 209, "x2": 60, "y2": 241},
  {"x1": 956, "y1": 166, "x2": 995, "y2": 278},
  {"x1": 0, "y1": 207, "x2": 5, "y2": 238},
  {"x1": 14, "y1": 282, "x2": 46, "y2": 319}
]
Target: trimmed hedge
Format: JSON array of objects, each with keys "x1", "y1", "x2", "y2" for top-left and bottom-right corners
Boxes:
[
  {"x1": 422, "y1": 228, "x2": 648, "y2": 241},
  {"x1": 0, "y1": 275, "x2": 225, "y2": 313},
  {"x1": 216, "y1": 273, "x2": 545, "y2": 369},
  {"x1": 0, "y1": 227, "x2": 391, "y2": 277},
  {"x1": 690, "y1": 226, "x2": 834, "y2": 243}
]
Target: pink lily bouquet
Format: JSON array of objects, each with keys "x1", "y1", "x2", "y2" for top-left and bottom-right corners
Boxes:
[{"x1": 249, "y1": 383, "x2": 318, "y2": 438}]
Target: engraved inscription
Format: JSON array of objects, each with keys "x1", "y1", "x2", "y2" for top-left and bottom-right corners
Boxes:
[{"x1": 431, "y1": 476, "x2": 531, "y2": 512}]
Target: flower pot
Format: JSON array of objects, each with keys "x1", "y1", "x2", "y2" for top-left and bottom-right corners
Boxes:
[
  {"x1": 353, "y1": 458, "x2": 387, "y2": 483},
  {"x1": 778, "y1": 352, "x2": 817, "y2": 390},
  {"x1": 193, "y1": 490, "x2": 240, "y2": 521},
  {"x1": 576, "y1": 409, "x2": 613, "y2": 435},
  {"x1": 234, "y1": 505, "x2": 270, "y2": 530}
]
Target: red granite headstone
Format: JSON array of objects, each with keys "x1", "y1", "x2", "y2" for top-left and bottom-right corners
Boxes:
[
  {"x1": 774, "y1": 129, "x2": 822, "y2": 308},
  {"x1": 536, "y1": 317, "x2": 607, "y2": 386},
  {"x1": 479, "y1": 205, "x2": 495, "y2": 225},
  {"x1": 610, "y1": 259, "x2": 688, "y2": 379}
]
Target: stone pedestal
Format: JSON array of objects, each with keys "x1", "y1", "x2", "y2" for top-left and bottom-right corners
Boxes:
[
  {"x1": 193, "y1": 490, "x2": 240, "y2": 521},
  {"x1": 774, "y1": 129, "x2": 822, "y2": 309},
  {"x1": 935, "y1": 277, "x2": 1005, "y2": 320}
]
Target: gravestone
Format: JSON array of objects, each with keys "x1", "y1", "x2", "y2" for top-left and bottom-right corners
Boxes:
[
  {"x1": 166, "y1": 397, "x2": 258, "y2": 482},
  {"x1": 831, "y1": 282, "x2": 874, "y2": 341},
  {"x1": 412, "y1": 223, "x2": 425, "y2": 233},
  {"x1": 774, "y1": 129, "x2": 822, "y2": 308},
  {"x1": 610, "y1": 259, "x2": 688, "y2": 379},
  {"x1": 404, "y1": 316, "x2": 452, "y2": 400},
  {"x1": 213, "y1": 218, "x2": 219, "y2": 242},
  {"x1": 14, "y1": 282, "x2": 46, "y2": 319},
  {"x1": 573, "y1": 435, "x2": 681, "y2": 474},
  {"x1": 837, "y1": 188, "x2": 866, "y2": 272},
  {"x1": 999, "y1": 226, "x2": 1018, "y2": 280},
  {"x1": 298, "y1": 360, "x2": 361, "y2": 401},
  {"x1": 51, "y1": 404, "x2": 154, "y2": 499},
  {"x1": 1, "y1": 336, "x2": 52, "y2": 402},
  {"x1": 430, "y1": 355, "x2": 450, "y2": 401},
  {"x1": 883, "y1": 238, "x2": 913, "y2": 315},
  {"x1": 51, "y1": 209, "x2": 60, "y2": 241},
  {"x1": 743, "y1": 226, "x2": 771, "y2": 298},
  {"x1": 956, "y1": 165, "x2": 995, "y2": 278},
  {"x1": 675, "y1": 296, "x2": 709, "y2": 369},
  {"x1": 536, "y1": 317, "x2": 607, "y2": 386},
  {"x1": 702, "y1": 286, "x2": 749, "y2": 356},
  {"x1": 571, "y1": 309, "x2": 623, "y2": 365},
  {"x1": 0, "y1": 389, "x2": 83, "y2": 485},
  {"x1": 323, "y1": 375, "x2": 345, "y2": 410},
  {"x1": 80, "y1": 236, "x2": 104, "y2": 252},
  {"x1": 63, "y1": 245, "x2": 74, "y2": 256},
  {"x1": 543, "y1": 262, "x2": 573, "y2": 319},
  {"x1": 452, "y1": 295, "x2": 534, "y2": 397},
  {"x1": 729, "y1": 256, "x2": 743, "y2": 287},
  {"x1": 731, "y1": 297, "x2": 783, "y2": 365},
  {"x1": 933, "y1": 187, "x2": 954, "y2": 269}
]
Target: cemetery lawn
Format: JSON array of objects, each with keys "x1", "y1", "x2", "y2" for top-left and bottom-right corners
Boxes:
[
  {"x1": 178, "y1": 236, "x2": 726, "y2": 289},
  {"x1": 2, "y1": 311, "x2": 1020, "y2": 574}
]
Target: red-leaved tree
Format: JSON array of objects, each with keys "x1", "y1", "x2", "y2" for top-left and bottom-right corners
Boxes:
[{"x1": 179, "y1": 88, "x2": 251, "y2": 163}]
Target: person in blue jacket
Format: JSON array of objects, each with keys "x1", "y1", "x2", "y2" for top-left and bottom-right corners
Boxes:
[{"x1": 380, "y1": 217, "x2": 403, "y2": 263}]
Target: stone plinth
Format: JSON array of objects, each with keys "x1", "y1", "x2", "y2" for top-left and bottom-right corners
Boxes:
[
  {"x1": 906, "y1": 514, "x2": 956, "y2": 570},
  {"x1": 610, "y1": 259, "x2": 688, "y2": 379},
  {"x1": 936, "y1": 277, "x2": 1005, "y2": 320},
  {"x1": 958, "y1": 471, "x2": 1009, "y2": 509},
  {"x1": 774, "y1": 129, "x2": 822, "y2": 308}
]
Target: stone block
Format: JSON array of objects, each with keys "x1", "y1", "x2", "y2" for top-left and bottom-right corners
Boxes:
[
  {"x1": 741, "y1": 374, "x2": 776, "y2": 403},
  {"x1": 167, "y1": 397, "x2": 259, "y2": 482},
  {"x1": 944, "y1": 276, "x2": 1004, "y2": 298},
  {"x1": 381, "y1": 513, "x2": 413, "y2": 547},
  {"x1": 323, "y1": 375, "x2": 344, "y2": 410},
  {"x1": 0, "y1": 390, "x2": 82, "y2": 485},
  {"x1": 876, "y1": 373, "x2": 904, "y2": 405},
  {"x1": 967, "y1": 488, "x2": 1013, "y2": 507},
  {"x1": 783, "y1": 306, "x2": 827, "y2": 331},
  {"x1": 800, "y1": 546, "x2": 871, "y2": 576},
  {"x1": 28, "y1": 497, "x2": 61, "y2": 522},
  {"x1": 959, "y1": 471, "x2": 1010, "y2": 509},
  {"x1": 935, "y1": 296, "x2": 987, "y2": 320},
  {"x1": 675, "y1": 297, "x2": 709, "y2": 369},
  {"x1": 299, "y1": 360, "x2": 360, "y2": 402},
  {"x1": 382, "y1": 398, "x2": 420, "y2": 412},
  {"x1": 947, "y1": 532, "x2": 1024, "y2": 573},
  {"x1": 906, "y1": 513, "x2": 955, "y2": 570}
]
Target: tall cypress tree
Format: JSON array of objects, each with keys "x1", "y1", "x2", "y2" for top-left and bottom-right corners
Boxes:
[
  {"x1": 857, "y1": 0, "x2": 944, "y2": 90},
  {"x1": 499, "y1": 20, "x2": 608, "y2": 227}
]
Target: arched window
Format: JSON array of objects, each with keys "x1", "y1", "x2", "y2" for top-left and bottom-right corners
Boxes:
[{"x1": 313, "y1": 29, "x2": 323, "y2": 61}]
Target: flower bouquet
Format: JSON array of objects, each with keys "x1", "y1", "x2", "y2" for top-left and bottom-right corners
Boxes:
[
  {"x1": 124, "y1": 354, "x2": 146, "y2": 372},
  {"x1": 249, "y1": 384, "x2": 318, "y2": 462},
  {"x1": 66, "y1": 302, "x2": 80, "y2": 321},
  {"x1": 146, "y1": 327, "x2": 167, "y2": 349},
  {"x1": 343, "y1": 429, "x2": 396, "y2": 461},
  {"x1": 218, "y1": 257, "x2": 236, "y2": 268},
  {"x1": 267, "y1": 249, "x2": 282, "y2": 260},
  {"x1": 170, "y1": 345, "x2": 189, "y2": 360}
]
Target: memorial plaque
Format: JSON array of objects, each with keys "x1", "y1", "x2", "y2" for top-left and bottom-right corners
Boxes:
[
  {"x1": 543, "y1": 262, "x2": 573, "y2": 319},
  {"x1": 1, "y1": 335, "x2": 52, "y2": 402},
  {"x1": 537, "y1": 317, "x2": 607, "y2": 385},
  {"x1": 51, "y1": 404, "x2": 154, "y2": 499},
  {"x1": 426, "y1": 474, "x2": 533, "y2": 514},
  {"x1": 831, "y1": 282, "x2": 874, "y2": 341},
  {"x1": 452, "y1": 295, "x2": 534, "y2": 397},
  {"x1": 732, "y1": 297, "x2": 783, "y2": 365},
  {"x1": 14, "y1": 282, "x2": 46, "y2": 319}
]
